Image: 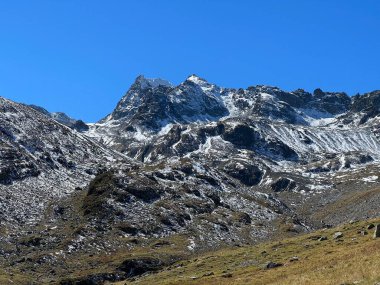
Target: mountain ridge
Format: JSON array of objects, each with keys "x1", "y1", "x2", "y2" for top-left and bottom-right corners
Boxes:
[{"x1": 92, "y1": 74, "x2": 377, "y2": 130}]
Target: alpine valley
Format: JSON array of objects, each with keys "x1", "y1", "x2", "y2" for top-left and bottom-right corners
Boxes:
[{"x1": 1, "y1": 75, "x2": 380, "y2": 284}]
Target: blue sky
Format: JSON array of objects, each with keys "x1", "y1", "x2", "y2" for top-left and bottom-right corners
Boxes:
[{"x1": 0, "y1": 0, "x2": 379, "y2": 122}]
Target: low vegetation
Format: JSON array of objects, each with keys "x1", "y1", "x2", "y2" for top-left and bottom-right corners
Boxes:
[{"x1": 113, "y1": 218, "x2": 380, "y2": 285}]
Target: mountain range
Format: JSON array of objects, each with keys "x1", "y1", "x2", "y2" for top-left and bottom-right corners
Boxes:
[{"x1": 1, "y1": 75, "x2": 380, "y2": 284}]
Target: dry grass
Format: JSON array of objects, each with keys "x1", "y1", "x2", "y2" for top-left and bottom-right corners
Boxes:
[{"x1": 114, "y1": 219, "x2": 380, "y2": 285}]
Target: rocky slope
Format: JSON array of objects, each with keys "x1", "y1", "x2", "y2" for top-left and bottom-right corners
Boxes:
[{"x1": 0, "y1": 97, "x2": 128, "y2": 227}]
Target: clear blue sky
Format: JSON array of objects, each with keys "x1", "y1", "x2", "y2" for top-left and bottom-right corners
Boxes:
[{"x1": 0, "y1": 0, "x2": 379, "y2": 122}]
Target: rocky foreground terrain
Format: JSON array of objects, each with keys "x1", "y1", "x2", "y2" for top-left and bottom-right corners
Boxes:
[{"x1": 1, "y1": 75, "x2": 380, "y2": 284}]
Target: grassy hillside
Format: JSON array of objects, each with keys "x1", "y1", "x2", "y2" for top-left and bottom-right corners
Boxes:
[{"x1": 115, "y1": 218, "x2": 380, "y2": 285}]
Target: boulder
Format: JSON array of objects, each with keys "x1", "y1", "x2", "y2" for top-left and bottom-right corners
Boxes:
[
  {"x1": 367, "y1": 223, "x2": 375, "y2": 230},
  {"x1": 118, "y1": 257, "x2": 165, "y2": 278},
  {"x1": 265, "y1": 261, "x2": 283, "y2": 269},
  {"x1": 333, "y1": 232, "x2": 343, "y2": 239},
  {"x1": 221, "y1": 273, "x2": 233, "y2": 278},
  {"x1": 373, "y1": 224, "x2": 380, "y2": 239},
  {"x1": 318, "y1": 236, "x2": 328, "y2": 241},
  {"x1": 289, "y1": 256, "x2": 299, "y2": 262}
]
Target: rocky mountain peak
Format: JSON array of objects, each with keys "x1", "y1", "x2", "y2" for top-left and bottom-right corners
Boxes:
[
  {"x1": 313, "y1": 88, "x2": 325, "y2": 98},
  {"x1": 134, "y1": 75, "x2": 173, "y2": 90},
  {"x1": 181, "y1": 74, "x2": 221, "y2": 96},
  {"x1": 100, "y1": 74, "x2": 227, "y2": 131},
  {"x1": 104, "y1": 75, "x2": 174, "y2": 123},
  {"x1": 185, "y1": 74, "x2": 208, "y2": 84}
]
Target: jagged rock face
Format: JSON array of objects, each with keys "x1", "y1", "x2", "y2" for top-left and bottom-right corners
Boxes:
[
  {"x1": 222, "y1": 121, "x2": 299, "y2": 160},
  {"x1": 223, "y1": 86, "x2": 314, "y2": 124},
  {"x1": 170, "y1": 75, "x2": 228, "y2": 120},
  {"x1": 109, "y1": 75, "x2": 173, "y2": 121},
  {"x1": 108, "y1": 79, "x2": 174, "y2": 130},
  {"x1": 351, "y1": 90, "x2": 380, "y2": 113},
  {"x1": 311, "y1": 89, "x2": 351, "y2": 115},
  {"x1": 349, "y1": 90, "x2": 380, "y2": 124}
]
